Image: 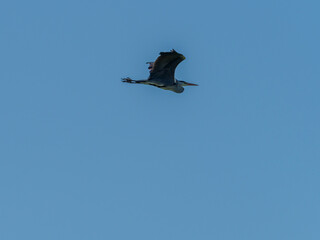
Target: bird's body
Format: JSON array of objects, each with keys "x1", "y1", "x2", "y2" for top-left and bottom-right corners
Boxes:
[{"x1": 122, "y1": 49, "x2": 198, "y2": 93}]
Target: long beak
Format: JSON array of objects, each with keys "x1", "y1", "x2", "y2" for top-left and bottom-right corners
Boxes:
[{"x1": 185, "y1": 82, "x2": 198, "y2": 86}]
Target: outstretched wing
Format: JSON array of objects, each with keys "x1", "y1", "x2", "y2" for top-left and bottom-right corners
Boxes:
[{"x1": 148, "y1": 49, "x2": 185, "y2": 84}]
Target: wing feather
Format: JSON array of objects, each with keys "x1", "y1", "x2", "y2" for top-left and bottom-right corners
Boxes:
[{"x1": 148, "y1": 49, "x2": 185, "y2": 82}]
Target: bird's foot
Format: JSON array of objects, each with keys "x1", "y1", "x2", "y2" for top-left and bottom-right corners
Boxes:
[{"x1": 121, "y1": 77, "x2": 134, "y2": 83}]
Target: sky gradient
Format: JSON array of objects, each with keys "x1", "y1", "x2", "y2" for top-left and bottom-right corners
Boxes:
[{"x1": 1, "y1": 0, "x2": 320, "y2": 239}]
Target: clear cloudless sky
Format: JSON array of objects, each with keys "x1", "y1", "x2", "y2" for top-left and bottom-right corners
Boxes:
[{"x1": 1, "y1": 0, "x2": 319, "y2": 239}]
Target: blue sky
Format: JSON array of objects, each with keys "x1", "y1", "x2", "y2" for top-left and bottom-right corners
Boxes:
[{"x1": 1, "y1": 0, "x2": 319, "y2": 239}]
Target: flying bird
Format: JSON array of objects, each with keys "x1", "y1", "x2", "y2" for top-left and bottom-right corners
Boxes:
[{"x1": 122, "y1": 49, "x2": 198, "y2": 93}]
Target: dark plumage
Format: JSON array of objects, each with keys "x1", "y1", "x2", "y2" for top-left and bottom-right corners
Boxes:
[{"x1": 122, "y1": 49, "x2": 198, "y2": 93}]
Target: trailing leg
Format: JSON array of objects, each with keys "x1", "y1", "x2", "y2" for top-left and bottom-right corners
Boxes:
[{"x1": 121, "y1": 78, "x2": 148, "y2": 84}]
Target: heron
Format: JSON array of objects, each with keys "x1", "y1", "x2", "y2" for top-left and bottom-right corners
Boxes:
[{"x1": 122, "y1": 49, "x2": 198, "y2": 93}]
